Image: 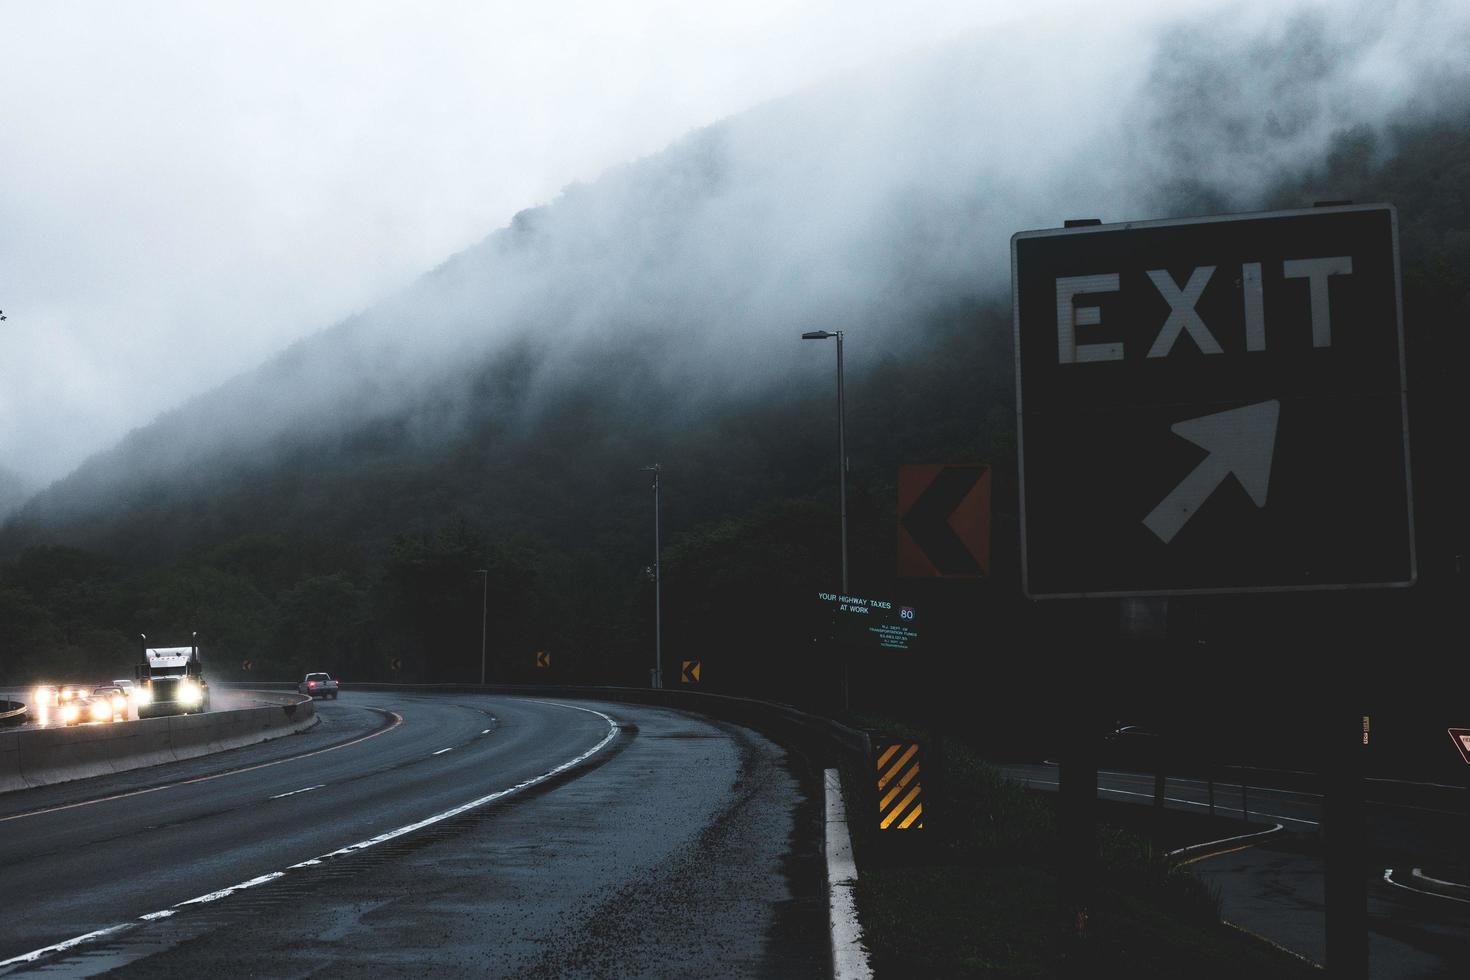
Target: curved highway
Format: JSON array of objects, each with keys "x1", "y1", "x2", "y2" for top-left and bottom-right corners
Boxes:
[{"x1": 0, "y1": 692, "x2": 826, "y2": 977}]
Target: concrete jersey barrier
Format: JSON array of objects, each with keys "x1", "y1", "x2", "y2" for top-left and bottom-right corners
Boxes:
[{"x1": 0, "y1": 692, "x2": 317, "y2": 794}]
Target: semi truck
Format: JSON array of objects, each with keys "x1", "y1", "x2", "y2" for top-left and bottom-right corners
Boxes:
[{"x1": 134, "y1": 633, "x2": 211, "y2": 718}]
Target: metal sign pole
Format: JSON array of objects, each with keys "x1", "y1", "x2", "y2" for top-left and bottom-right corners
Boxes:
[
  {"x1": 1057, "y1": 604, "x2": 1098, "y2": 951},
  {"x1": 1323, "y1": 702, "x2": 1369, "y2": 978},
  {"x1": 1323, "y1": 604, "x2": 1370, "y2": 979}
]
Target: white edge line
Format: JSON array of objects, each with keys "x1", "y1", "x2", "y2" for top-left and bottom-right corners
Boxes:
[
  {"x1": 1411, "y1": 868, "x2": 1470, "y2": 893},
  {"x1": 268, "y1": 784, "x2": 326, "y2": 800},
  {"x1": 1382, "y1": 868, "x2": 1470, "y2": 905},
  {"x1": 825, "y1": 768, "x2": 874, "y2": 980},
  {"x1": 432, "y1": 747, "x2": 453, "y2": 756},
  {"x1": 0, "y1": 701, "x2": 618, "y2": 971},
  {"x1": 0, "y1": 925, "x2": 131, "y2": 966},
  {"x1": 176, "y1": 871, "x2": 286, "y2": 907},
  {"x1": 1168, "y1": 823, "x2": 1284, "y2": 860}
]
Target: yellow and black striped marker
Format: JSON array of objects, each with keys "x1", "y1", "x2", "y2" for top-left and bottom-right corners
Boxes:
[
  {"x1": 681, "y1": 659, "x2": 701, "y2": 684},
  {"x1": 875, "y1": 742, "x2": 923, "y2": 830},
  {"x1": 535, "y1": 650, "x2": 551, "y2": 668}
]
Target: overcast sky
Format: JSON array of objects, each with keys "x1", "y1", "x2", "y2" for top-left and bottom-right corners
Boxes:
[{"x1": 0, "y1": 0, "x2": 1345, "y2": 487}]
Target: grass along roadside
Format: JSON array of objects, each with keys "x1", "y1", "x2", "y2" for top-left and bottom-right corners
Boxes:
[{"x1": 843, "y1": 721, "x2": 1318, "y2": 978}]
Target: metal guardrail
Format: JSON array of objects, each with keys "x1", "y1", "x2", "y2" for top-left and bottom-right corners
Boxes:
[{"x1": 0, "y1": 700, "x2": 27, "y2": 725}]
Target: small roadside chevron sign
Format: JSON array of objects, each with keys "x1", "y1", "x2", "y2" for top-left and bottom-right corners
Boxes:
[
  {"x1": 681, "y1": 660, "x2": 701, "y2": 684},
  {"x1": 536, "y1": 650, "x2": 551, "y2": 668},
  {"x1": 875, "y1": 741, "x2": 924, "y2": 830}
]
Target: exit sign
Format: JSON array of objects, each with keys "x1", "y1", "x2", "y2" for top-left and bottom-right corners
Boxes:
[{"x1": 1012, "y1": 204, "x2": 1414, "y2": 598}]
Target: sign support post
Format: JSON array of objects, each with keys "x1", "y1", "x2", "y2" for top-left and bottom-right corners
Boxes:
[{"x1": 1323, "y1": 698, "x2": 1369, "y2": 979}]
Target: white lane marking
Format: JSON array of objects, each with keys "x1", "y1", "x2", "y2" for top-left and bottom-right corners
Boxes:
[
  {"x1": 0, "y1": 925, "x2": 131, "y2": 966},
  {"x1": 1, "y1": 701, "x2": 618, "y2": 970},
  {"x1": 176, "y1": 872, "x2": 285, "y2": 907},
  {"x1": 1412, "y1": 868, "x2": 1470, "y2": 894},
  {"x1": 825, "y1": 769, "x2": 873, "y2": 980},
  {"x1": 1169, "y1": 824, "x2": 1284, "y2": 861},
  {"x1": 1380, "y1": 868, "x2": 1470, "y2": 906},
  {"x1": 432, "y1": 747, "x2": 453, "y2": 756},
  {"x1": 317, "y1": 702, "x2": 615, "y2": 862},
  {"x1": 1018, "y1": 776, "x2": 1320, "y2": 827},
  {"x1": 481, "y1": 729, "x2": 490, "y2": 735},
  {"x1": 269, "y1": 784, "x2": 325, "y2": 800},
  {"x1": 0, "y1": 708, "x2": 404, "y2": 825}
]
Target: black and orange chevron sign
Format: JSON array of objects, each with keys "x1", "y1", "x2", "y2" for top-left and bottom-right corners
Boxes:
[
  {"x1": 535, "y1": 650, "x2": 551, "y2": 668},
  {"x1": 681, "y1": 660, "x2": 701, "y2": 684},
  {"x1": 875, "y1": 742, "x2": 924, "y2": 830}
]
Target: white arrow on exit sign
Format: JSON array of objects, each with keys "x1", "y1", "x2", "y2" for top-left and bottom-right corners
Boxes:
[{"x1": 1143, "y1": 400, "x2": 1281, "y2": 544}]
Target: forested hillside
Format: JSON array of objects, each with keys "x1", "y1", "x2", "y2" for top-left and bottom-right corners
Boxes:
[{"x1": 1, "y1": 33, "x2": 1466, "y2": 769}]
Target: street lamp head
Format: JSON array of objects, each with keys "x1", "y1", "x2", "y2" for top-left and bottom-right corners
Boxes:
[
  {"x1": 641, "y1": 463, "x2": 661, "y2": 472},
  {"x1": 801, "y1": 330, "x2": 834, "y2": 340}
]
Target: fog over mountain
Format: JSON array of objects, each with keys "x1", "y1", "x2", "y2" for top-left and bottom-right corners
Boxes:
[{"x1": 7, "y1": 0, "x2": 1469, "y2": 542}]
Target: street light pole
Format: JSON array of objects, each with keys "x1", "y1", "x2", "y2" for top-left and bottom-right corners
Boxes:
[
  {"x1": 476, "y1": 568, "x2": 488, "y2": 685},
  {"x1": 642, "y1": 464, "x2": 663, "y2": 688},
  {"x1": 801, "y1": 330, "x2": 849, "y2": 593},
  {"x1": 836, "y1": 331, "x2": 848, "y2": 595},
  {"x1": 802, "y1": 329, "x2": 850, "y2": 710}
]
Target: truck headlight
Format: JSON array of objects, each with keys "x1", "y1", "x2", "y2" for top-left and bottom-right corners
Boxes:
[
  {"x1": 179, "y1": 679, "x2": 201, "y2": 705},
  {"x1": 134, "y1": 687, "x2": 152, "y2": 705}
]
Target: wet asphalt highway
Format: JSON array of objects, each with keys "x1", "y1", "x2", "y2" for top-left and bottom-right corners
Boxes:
[{"x1": 0, "y1": 692, "x2": 826, "y2": 977}]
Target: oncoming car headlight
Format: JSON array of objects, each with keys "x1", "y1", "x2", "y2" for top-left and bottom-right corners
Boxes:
[
  {"x1": 178, "y1": 679, "x2": 202, "y2": 706},
  {"x1": 60, "y1": 703, "x2": 81, "y2": 723},
  {"x1": 112, "y1": 694, "x2": 127, "y2": 712},
  {"x1": 90, "y1": 700, "x2": 112, "y2": 722}
]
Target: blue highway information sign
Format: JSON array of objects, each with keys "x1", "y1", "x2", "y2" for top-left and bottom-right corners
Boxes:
[{"x1": 1012, "y1": 204, "x2": 1414, "y2": 598}]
